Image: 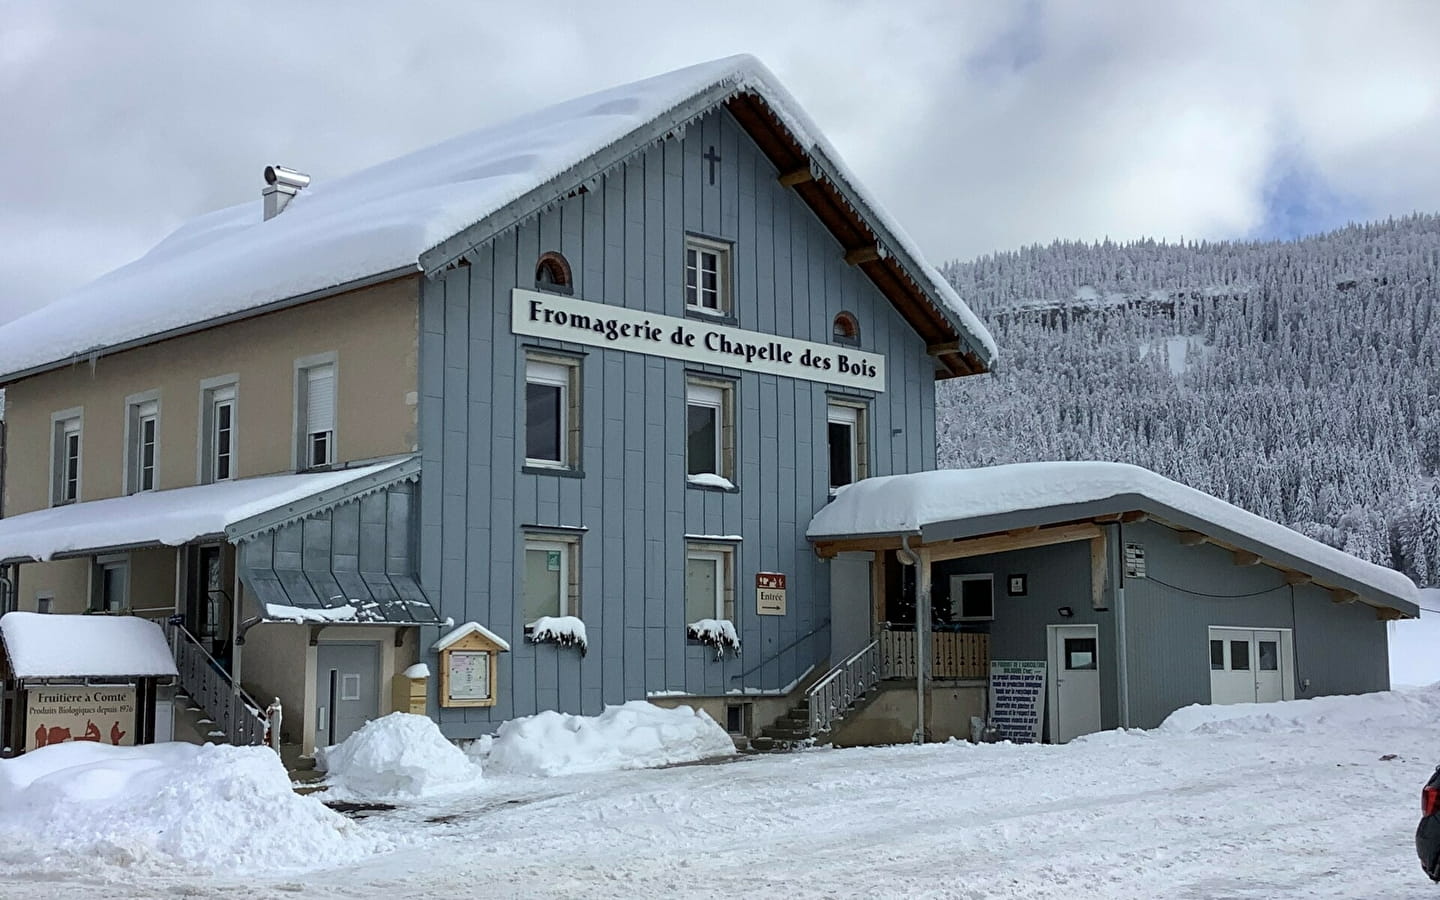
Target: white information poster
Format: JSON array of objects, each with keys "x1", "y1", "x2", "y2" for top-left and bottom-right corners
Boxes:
[
  {"x1": 988, "y1": 660, "x2": 1046, "y2": 743},
  {"x1": 447, "y1": 650, "x2": 492, "y2": 702}
]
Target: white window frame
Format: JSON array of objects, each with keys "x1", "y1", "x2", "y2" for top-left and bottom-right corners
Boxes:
[
  {"x1": 294, "y1": 354, "x2": 337, "y2": 470},
  {"x1": 522, "y1": 535, "x2": 581, "y2": 620},
  {"x1": 199, "y1": 375, "x2": 238, "y2": 484},
  {"x1": 685, "y1": 377, "x2": 735, "y2": 483},
  {"x1": 685, "y1": 544, "x2": 734, "y2": 621},
  {"x1": 92, "y1": 553, "x2": 130, "y2": 614},
  {"x1": 49, "y1": 407, "x2": 83, "y2": 506},
  {"x1": 524, "y1": 355, "x2": 580, "y2": 469},
  {"x1": 826, "y1": 400, "x2": 868, "y2": 493},
  {"x1": 34, "y1": 592, "x2": 54, "y2": 615},
  {"x1": 684, "y1": 235, "x2": 731, "y2": 316},
  {"x1": 950, "y1": 573, "x2": 995, "y2": 622},
  {"x1": 123, "y1": 391, "x2": 161, "y2": 494}
]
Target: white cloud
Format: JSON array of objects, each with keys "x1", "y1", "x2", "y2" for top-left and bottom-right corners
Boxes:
[{"x1": 1, "y1": 0, "x2": 1438, "y2": 324}]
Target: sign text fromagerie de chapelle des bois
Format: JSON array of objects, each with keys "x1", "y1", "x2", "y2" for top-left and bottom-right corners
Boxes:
[{"x1": 512, "y1": 289, "x2": 886, "y2": 392}]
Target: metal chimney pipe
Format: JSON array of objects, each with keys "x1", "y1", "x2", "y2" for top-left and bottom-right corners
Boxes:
[{"x1": 262, "y1": 165, "x2": 310, "y2": 220}]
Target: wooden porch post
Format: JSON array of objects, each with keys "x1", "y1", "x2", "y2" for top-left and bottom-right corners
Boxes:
[{"x1": 914, "y1": 545, "x2": 932, "y2": 744}]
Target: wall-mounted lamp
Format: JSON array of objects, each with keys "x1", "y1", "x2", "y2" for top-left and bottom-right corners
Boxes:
[{"x1": 1057, "y1": 606, "x2": 1074, "y2": 618}]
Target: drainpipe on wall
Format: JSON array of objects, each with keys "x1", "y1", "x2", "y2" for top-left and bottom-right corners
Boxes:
[
  {"x1": 899, "y1": 534, "x2": 928, "y2": 744},
  {"x1": 1115, "y1": 522, "x2": 1131, "y2": 729}
]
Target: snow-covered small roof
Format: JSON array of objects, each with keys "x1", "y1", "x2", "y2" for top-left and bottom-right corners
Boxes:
[
  {"x1": 0, "y1": 55, "x2": 993, "y2": 383},
  {"x1": 0, "y1": 460, "x2": 405, "y2": 564},
  {"x1": 808, "y1": 462, "x2": 1418, "y2": 616},
  {"x1": 0, "y1": 612, "x2": 179, "y2": 679},
  {"x1": 432, "y1": 621, "x2": 510, "y2": 653}
]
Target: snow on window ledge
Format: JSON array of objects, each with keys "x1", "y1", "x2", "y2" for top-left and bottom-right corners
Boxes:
[
  {"x1": 525, "y1": 615, "x2": 588, "y2": 655},
  {"x1": 687, "y1": 473, "x2": 736, "y2": 491},
  {"x1": 686, "y1": 618, "x2": 741, "y2": 659}
]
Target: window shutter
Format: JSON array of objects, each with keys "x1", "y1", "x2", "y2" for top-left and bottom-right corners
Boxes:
[{"x1": 306, "y1": 365, "x2": 335, "y2": 434}]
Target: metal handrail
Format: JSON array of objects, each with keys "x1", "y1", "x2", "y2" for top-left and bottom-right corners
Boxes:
[
  {"x1": 730, "y1": 619, "x2": 830, "y2": 682},
  {"x1": 167, "y1": 622, "x2": 267, "y2": 745},
  {"x1": 805, "y1": 639, "x2": 881, "y2": 736}
]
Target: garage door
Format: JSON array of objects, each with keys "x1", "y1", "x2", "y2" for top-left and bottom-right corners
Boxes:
[{"x1": 1208, "y1": 627, "x2": 1292, "y2": 705}]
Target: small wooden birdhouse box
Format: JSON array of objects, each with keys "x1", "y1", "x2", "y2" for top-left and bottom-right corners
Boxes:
[{"x1": 432, "y1": 622, "x2": 510, "y2": 709}]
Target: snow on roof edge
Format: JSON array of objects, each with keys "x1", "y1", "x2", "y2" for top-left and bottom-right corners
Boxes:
[
  {"x1": 1, "y1": 612, "x2": 179, "y2": 679},
  {"x1": 433, "y1": 620, "x2": 511, "y2": 653},
  {"x1": 0, "y1": 54, "x2": 993, "y2": 381},
  {"x1": 807, "y1": 462, "x2": 1417, "y2": 611}
]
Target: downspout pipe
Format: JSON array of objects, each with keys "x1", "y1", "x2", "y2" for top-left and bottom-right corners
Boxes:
[
  {"x1": 1114, "y1": 522, "x2": 1131, "y2": 729},
  {"x1": 899, "y1": 533, "x2": 927, "y2": 744}
]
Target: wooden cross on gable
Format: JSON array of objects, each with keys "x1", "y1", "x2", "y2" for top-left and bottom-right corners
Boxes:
[{"x1": 704, "y1": 145, "x2": 721, "y2": 186}]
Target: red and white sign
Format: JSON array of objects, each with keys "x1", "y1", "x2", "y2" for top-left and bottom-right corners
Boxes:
[
  {"x1": 756, "y1": 573, "x2": 787, "y2": 616},
  {"x1": 25, "y1": 686, "x2": 137, "y2": 751}
]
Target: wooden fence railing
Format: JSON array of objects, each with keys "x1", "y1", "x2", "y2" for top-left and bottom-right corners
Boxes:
[{"x1": 880, "y1": 629, "x2": 988, "y2": 679}]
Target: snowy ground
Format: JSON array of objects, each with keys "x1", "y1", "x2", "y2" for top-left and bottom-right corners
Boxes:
[{"x1": 4, "y1": 689, "x2": 1440, "y2": 898}]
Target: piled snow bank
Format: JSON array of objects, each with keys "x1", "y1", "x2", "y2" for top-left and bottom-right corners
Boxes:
[
  {"x1": 0, "y1": 741, "x2": 382, "y2": 872},
  {"x1": 1159, "y1": 685, "x2": 1440, "y2": 736},
  {"x1": 317, "y1": 712, "x2": 481, "y2": 800},
  {"x1": 488, "y1": 701, "x2": 734, "y2": 776}
]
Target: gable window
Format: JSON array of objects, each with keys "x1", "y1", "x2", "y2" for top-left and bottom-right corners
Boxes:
[
  {"x1": 685, "y1": 236, "x2": 731, "y2": 316},
  {"x1": 125, "y1": 395, "x2": 160, "y2": 494},
  {"x1": 525, "y1": 354, "x2": 580, "y2": 470},
  {"x1": 92, "y1": 555, "x2": 129, "y2": 614},
  {"x1": 833, "y1": 311, "x2": 860, "y2": 345},
  {"x1": 35, "y1": 593, "x2": 54, "y2": 615},
  {"x1": 522, "y1": 535, "x2": 580, "y2": 622},
  {"x1": 827, "y1": 401, "x2": 867, "y2": 492},
  {"x1": 201, "y1": 380, "x2": 237, "y2": 483},
  {"x1": 297, "y1": 359, "x2": 335, "y2": 469},
  {"x1": 949, "y1": 573, "x2": 995, "y2": 622},
  {"x1": 535, "y1": 251, "x2": 573, "y2": 294},
  {"x1": 685, "y1": 544, "x2": 734, "y2": 622},
  {"x1": 51, "y1": 410, "x2": 82, "y2": 506},
  {"x1": 686, "y1": 377, "x2": 735, "y2": 486}
]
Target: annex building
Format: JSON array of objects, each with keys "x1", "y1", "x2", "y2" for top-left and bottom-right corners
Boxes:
[{"x1": 0, "y1": 56, "x2": 1416, "y2": 756}]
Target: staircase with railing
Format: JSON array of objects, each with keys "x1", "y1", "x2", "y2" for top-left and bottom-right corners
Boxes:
[
  {"x1": 167, "y1": 623, "x2": 269, "y2": 746},
  {"x1": 751, "y1": 639, "x2": 881, "y2": 750}
]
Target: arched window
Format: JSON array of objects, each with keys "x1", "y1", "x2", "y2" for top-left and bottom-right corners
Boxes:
[
  {"x1": 833, "y1": 311, "x2": 860, "y2": 345},
  {"x1": 535, "y1": 251, "x2": 573, "y2": 294}
]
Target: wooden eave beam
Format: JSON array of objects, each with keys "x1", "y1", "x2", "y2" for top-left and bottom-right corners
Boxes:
[
  {"x1": 845, "y1": 245, "x2": 882, "y2": 266},
  {"x1": 1330, "y1": 589, "x2": 1359, "y2": 605},
  {"x1": 927, "y1": 340, "x2": 962, "y2": 358},
  {"x1": 813, "y1": 535, "x2": 903, "y2": 559},
  {"x1": 1232, "y1": 550, "x2": 1263, "y2": 567},
  {"x1": 1283, "y1": 571, "x2": 1313, "y2": 586},
  {"x1": 926, "y1": 522, "x2": 1102, "y2": 565},
  {"x1": 1376, "y1": 606, "x2": 1409, "y2": 621},
  {"x1": 1176, "y1": 530, "x2": 1207, "y2": 546},
  {"x1": 777, "y1": 167, "x2": 814, "y2": 187}
]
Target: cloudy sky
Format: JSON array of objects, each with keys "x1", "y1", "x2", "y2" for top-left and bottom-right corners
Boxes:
[{"x1": 2, "y1": 0, "x2": 1438, "y2": 325}]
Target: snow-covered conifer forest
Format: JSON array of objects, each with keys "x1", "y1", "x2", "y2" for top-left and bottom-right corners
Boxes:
[{"x1": 938, "y1": 214, "x2": 1440, "y2": 586}]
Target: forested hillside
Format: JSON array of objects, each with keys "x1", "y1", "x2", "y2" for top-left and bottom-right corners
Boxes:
[{"x1": 937, "y1": 214, "x2": 1440, "y2": 585}]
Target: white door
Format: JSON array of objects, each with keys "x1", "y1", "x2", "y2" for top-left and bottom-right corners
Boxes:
[
  {"x1": 1208, "y1": 627, "x2": 1293, "y2": 705},
  {"x1": 1047, "y1": 624, "x2": 1102, "y2": 743}
]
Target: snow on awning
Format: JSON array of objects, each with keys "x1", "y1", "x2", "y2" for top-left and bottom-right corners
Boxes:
[
  {"x1": 808, "y1": 461, "x2": 1419, "y2": 617},
  {"x1": 0, "y1": 459, "x2": 410, "y2": 565},
  {"x1": 0, "y1": 612, "x2": 178, "y2": 679}
]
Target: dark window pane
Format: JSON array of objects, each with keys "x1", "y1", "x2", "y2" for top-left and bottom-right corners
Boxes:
[
  {"x1": 1065, "y1": 637, "x2": 1098, "y2": 670},
  {"x1": 1210, "y1": 639, "x2": 1224, "y2": 670},
  {"x1": 1230, "y1": 639, "x2": 1250, "y2": 671},
  {"x1": 687, "y1": 404, "x2": 717, "y2": 476},
  {"x1": 1258, "y1": 640, "x2": 1278, "y2": 671},
  {"x1": 828, "y1": 422, "x2": 853, "y2": 488},
  {"x1": 526, "y1": 382, "x2": 562, "y2": 461},
  {"x1": 961, "y1": 578, "x2": 993, "y2": 619}
]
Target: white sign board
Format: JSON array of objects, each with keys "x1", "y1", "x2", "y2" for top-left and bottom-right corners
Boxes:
[
  {"x1": 446, "y1": 650, "x2": 492, "y2": 702},
  {"x1": 988, "y1": 660, "x2": 1046, "y2": 743},
  {"x1": 26, "y1": 686, "x2": 137, "y2": 751},
  {"x1": 1124, "y1": 542, "x2": 1146, "y2": 579},
  {"x1": 512, "y1": 289, "x2": 887, "y2": 392},
  {"x1": 756, "y1": 572, "x2": 787, "y2": 616}
]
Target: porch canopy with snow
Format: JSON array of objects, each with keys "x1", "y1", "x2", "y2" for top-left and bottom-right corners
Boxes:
[
  {"x1": 0, "y1": 456, "x2": 439, "y2": 744},
  {"x1": 806, "y1": 462, "x2": 1418, "y2": 740}
]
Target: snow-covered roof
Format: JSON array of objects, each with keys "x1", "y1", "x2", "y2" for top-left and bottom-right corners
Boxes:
[
  {"x1": 0, "y1": 55, "x2": 994, "y2": 383},
  {"x1": 0, "y1": 460, "x2": 406, "y2": 564},
  {"x1": 808, "y1": 461, "x2": 1418, "y2": 616},
  {"x1": 432, "y1": 621, "x2": 510, "y2": 653},
  {"x1": 0, "y1": 612, "x2": 179, "y2": 679}
]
